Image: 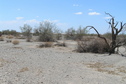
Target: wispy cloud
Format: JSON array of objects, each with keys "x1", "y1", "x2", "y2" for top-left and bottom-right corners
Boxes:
[
  {"x1": 74, "y1": 12, "x2": 83, "y2": 15},
  {"x1": 16, "y1": 17, "x2": 24, "y2": 20},
  {"x1": 88, "y1": 12, "x2": 100, "y2": 15},
  {"x1": 88, "y1": 9, "x2": 93, "y2": 11},
  {"x1": 73, "y1": 4, "x2": 79, "y2": 7},
  {"x1": 36, "y1": 16, "x2": 39, "y2": 18},
  {"x1": 0, "y1": 19, "x2": 67, "y2": 32},
  {"x1": 104, "y1": 17, "x2": 112, "y2": 19},
  {"x1": 24, "y1": 19, "x2": 39, "y2": 24},
  {"x1": 17, "y1": 9, "x2": 21, "y2": 11}
]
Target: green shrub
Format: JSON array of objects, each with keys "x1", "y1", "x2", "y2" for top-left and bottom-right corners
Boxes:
[{"x1": 35, "y1": 21, "x2": 57, "y2": 42}]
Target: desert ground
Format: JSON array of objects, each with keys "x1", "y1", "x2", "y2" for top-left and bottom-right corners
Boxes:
[{"x1": 0, "y1": 38, "x2": 126, "y2": 84}]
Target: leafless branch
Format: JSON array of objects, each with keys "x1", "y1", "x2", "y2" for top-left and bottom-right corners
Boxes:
[
  {"x1": 86, "y1": 26, "x2": 110, "y2": 48},
  {"x1": 114, "y1": 22, "x2": 118, "y2": 28},
  {"x1": 105, "y1": 12, "x2": 114, "y2": 18},
  {"x1": 118, "y1": 22, "x2": 126, "y2": 33}
]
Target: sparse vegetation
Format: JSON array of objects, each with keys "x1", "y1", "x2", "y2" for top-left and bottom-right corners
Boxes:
[{"x1": 0, "y1": 13, "x2": 126, "y2": 55}]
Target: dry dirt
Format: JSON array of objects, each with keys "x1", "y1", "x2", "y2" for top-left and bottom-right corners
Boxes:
[{"x1": 0, "y1": 39, "x2": 126, "y2": 84}]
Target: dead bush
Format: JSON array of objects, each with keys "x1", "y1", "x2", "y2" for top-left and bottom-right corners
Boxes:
[
  {"x1": 0, "y1": 37, "x2": 4, "y2": 41},
  {"x1": 77, "y1": 37, "x2": 110, "y2": 53},
  {"x1": 6, "y1": 35, "x2": 13, "y2": 39},
  {"x1": 38, "y1": 42, "x2": 53, "y2": 48},
  {"x1": 54, "y1": 42, "x2": 67, "y2": 47},
  {"x1": 44, "y1": 42, "x2": 53, "y2": 47},
  {"x1": 12, "y1": 40, "x2": 20, "y2": 45}
]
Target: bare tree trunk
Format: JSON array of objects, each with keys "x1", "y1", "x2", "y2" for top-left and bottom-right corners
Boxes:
[{"x1": 86, "y1": 13, "x2": 126, "y2": 55}]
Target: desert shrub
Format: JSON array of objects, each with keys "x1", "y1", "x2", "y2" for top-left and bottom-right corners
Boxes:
[
  {"x1": 44, "y1": 42, "x2": 53, "y2": 47},
  {"x1": 65, "y1": 26, "x2": 89, "y2": 40},
  {"x1": 65, "y1": 27, "x2": 76, "y2": 40},
  {"x1": 75, "y1": 26, "x2": 89, "y2": 40},
  {"x1": 54, "y1": 28, "x2": 63, "y2": 40},
  {"x1": 38, "y1": 43, "x2": 45, "y2": 48},
  {"x1": 2, "y1": 29, "x2": 18, "y2": 36},
  {"x1": 35, "y1": 21, "x2": 57, "y2": 42},
  {"x1": 77, "y1": 37, "x2": 110, "y2": 53},
  {"x1": 38, "y1": 42, "x2": 53, "y2": 48},
  {"x1": 12, "y1": 40, "x2": 19, "y2": 45},
  {"x1": 6, "y1": 35, "x2": 13, "y2": 39},
  {"x1": 20, "y1": 24, "x2": 32, "y2": 42},
  {"x1": 54, "y1": 42, "x2": 67, "y2": 47},
  {"x1": 0, "y1": 37, "x2": 4, "y2": 41}
]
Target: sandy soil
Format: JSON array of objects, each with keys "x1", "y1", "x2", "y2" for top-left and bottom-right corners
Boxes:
[{"x1": 0, "y1": 39, "x2": 126, "y2": 84}]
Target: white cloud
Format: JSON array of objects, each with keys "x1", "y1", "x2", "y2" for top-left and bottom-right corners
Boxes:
[
  {"x1": 88, "y1": 12, "x2": 100, "y2": 15},
  {"x1": 73, "y1": 4, "x2": 79, "y2": 7},
  {"x1": 104, "y1": 17, "x2": 112, "y2": 19},
  {"x1": 88, "y1": 9, "x2": 93, "y2": 11},
  {"x1": 74, "y1": 12, "x2": 83, "y2": 15},
  {"x1": 24, "y1": 19, "x2": 39, "y2": 23},
  {"x1": 0, "y1": 19, "x2": 67, "y2": 32},
  {"x1": 16, "y1": 17, "x2": 24, "y2": 20},
  {"x1": 42, "y1": 19, "x2": 59, "y2": 24},
  {"x1": 0, "y1": 19, "x2": 39, "y2": 31}
]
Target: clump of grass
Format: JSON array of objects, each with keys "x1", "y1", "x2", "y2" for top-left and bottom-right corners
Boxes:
[
  {"x1": 12, "y1": 40, "x2": 20, "y2": 45},
  {"x1": 0, "y1": 58, "x2": 8, "y2": 67},
  {"x1": 87, "y1": 62, "x2": 105, "y2": 69},
  {"x1": 86, "y1": 62, "x2": 119, "y2": 75},
  {"x1": 117, "y1": 66, "x2": 126, "y2": 73}
]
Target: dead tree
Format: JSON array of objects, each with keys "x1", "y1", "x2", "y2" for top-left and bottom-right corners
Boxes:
[{"x1": 86, "y1": 13, "x2": 126, "y2": 55}]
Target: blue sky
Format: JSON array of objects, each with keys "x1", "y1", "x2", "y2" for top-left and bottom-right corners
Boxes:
[{"x1": 0, "y1": 0, "x2": 126, "y2": 34}]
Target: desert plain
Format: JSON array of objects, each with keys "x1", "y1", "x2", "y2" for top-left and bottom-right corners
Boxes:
[{"x1": 0, "y1": 38, "x2": 126, "y2": 84}]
